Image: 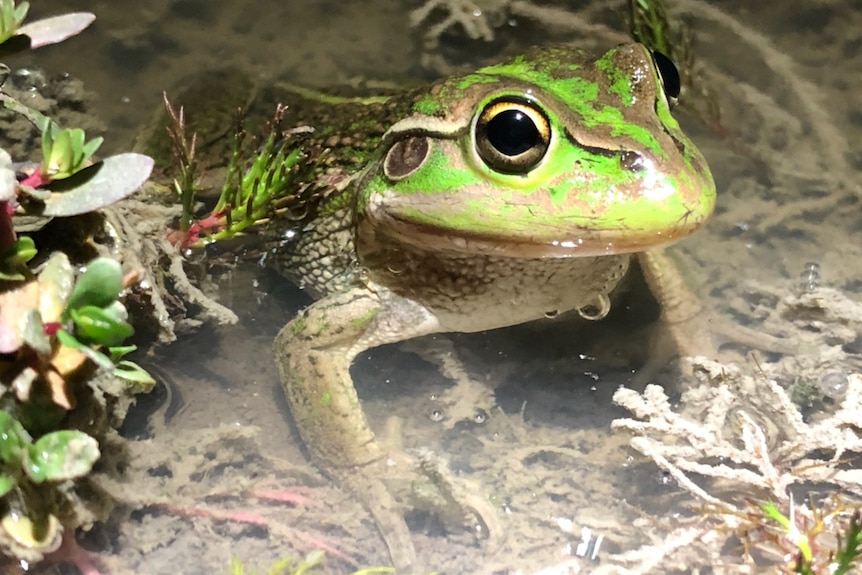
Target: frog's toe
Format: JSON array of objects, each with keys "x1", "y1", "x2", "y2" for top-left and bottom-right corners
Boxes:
[
  {"x1": 338, "y1": 448, "x2": 501, "y2": 572},
  {"x1": 334, "y1": 463, "x2": 419, "y2": 573},
  {"x1": 404, "y1": 449, "x2": 503, "y2": 552}
]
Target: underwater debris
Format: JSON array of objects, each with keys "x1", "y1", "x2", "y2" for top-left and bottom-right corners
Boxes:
[{"x1": 610, "y1": 357, "x2": 862, "y2": 572}]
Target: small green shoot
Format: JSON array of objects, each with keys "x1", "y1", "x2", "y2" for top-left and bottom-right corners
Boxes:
[
  {"x1": 627, "y1": 0, "x2": 681, "y2": 66},
  {"x1": 833, "y1": 510, "x2": 862, "y2": 575},
  {"x1": 166, "y1": 102, "x2": 305, "y2": 248},
  {"x1": 162, "y1": 93, "x2": 199, "y2": 232},
  {"x1": 212, "y1": 104, "x2": 302, "y2": 240},
  {"x1": 54, "y1": 257, "x2": 154, "y2": 387},
  {"x1": 108, "y1": 345, "x2": 156, "y2": 389},
  {"x1": 760, "y1": 499, "x2": 813, "y2": 565},
  {"x1": 40, "y1": 123, "x2": 103, "y2": 180},
  {"x1": 624, "y1": 0, "x2": 722, "y2": 128},
  {"x1": 721, "y1": 495, "x2": 862, "y2": 574},
  {"x1": 0, "y1": 0, "x2": 28, "y2": 44},
  {"x1": 0, "y1": 235, "x2": 35, "y2": 280}
]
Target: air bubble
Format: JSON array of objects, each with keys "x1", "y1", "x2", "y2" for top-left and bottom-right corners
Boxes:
[
  {"x1": 817, "y1": 370, "x2": 848, "y2": 400},
  {"x1": 577, "y1": 293, "x2": 611, "y2": 321},
  {"x1": 798, "y1": 261, "x2": 821, "y2": 293}
]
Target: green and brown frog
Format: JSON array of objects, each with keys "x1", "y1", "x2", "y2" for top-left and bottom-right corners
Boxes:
[{"x1": 250, "y1": 43, "x2": 715, "y2": 570}]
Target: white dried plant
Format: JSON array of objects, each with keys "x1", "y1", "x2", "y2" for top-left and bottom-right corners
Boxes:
[{"x1": 608, "y1": 357, "x2": 862, "y2": 572}]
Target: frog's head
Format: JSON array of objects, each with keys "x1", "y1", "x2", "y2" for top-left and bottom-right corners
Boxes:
[{"x1": 357, "y1": 43, "x2": 715, "y2": 258}]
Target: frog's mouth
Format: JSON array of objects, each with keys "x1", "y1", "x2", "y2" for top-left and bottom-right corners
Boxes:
[{"x1": 365, "y1": 197, "x2": 704, "y2": 258}]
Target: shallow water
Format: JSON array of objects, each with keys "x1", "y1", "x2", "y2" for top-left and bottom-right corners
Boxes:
[{"x1": 9, "y1": 1, "x2": 862, "y2": 573}]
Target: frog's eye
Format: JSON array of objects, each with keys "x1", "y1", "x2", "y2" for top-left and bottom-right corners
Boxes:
[
  {"x1": 651, "y1": 51, "x2": 681, "y2": 101},
  {"x1": 474, "y1": 98, "x2": 550, "y2": 175}
]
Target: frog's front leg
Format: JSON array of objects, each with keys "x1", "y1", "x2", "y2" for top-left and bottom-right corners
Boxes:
[{"x1": 272, "y1": 283, "x2": 445, "y2": 572}]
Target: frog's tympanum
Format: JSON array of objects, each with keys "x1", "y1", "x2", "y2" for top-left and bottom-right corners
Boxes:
[{"x1": 268, "y1": 44, "x2": 715, "y2": 570}]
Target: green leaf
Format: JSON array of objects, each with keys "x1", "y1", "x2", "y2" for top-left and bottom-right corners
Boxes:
[
  {"x1": 0, "y1": 235, "x2": 36, "y2": 279},
  {"x1": 70, "y1": 305, "x2": 133, "y2": 346},
  {"x1": 40, "y1": 122, "x2": 56, "y2": 172},
  {"x1": 834, "y1": 511, "x2": 862, "y2": 575},
  {"x1": 107, "y1": 344, "x2": 136, "y2": 361},
  {"x1": 81, "y1": 136, "x2": 103, "y2": 161},
  {"x1": 0, "y1": 269, "x2": 25, "y2": 281},
  {"x1": 35, "y1": 251, "x2": 74, "y2": 322},
  {"x1": 0, "y1": 472, "x2": 16, "y2": 497},
  {"x1": 229, "y1": 556, "x2": 245, "y2": 575},
  {"x1": 0, "y1": 411, "x2": 29, "y2": 463},
  {"x1": 25, "y1": 430, "x2": 99, "y2": 482},
  {"x1": 113, "y1": 360, "x2": 155, "y2": 389},
  {"x1": 759, "y1": 500, "x2": 790, "y2": 530},
  {"x1": 15, "y1": 12, "x2": 94, "y2": 49},
  {"x1": 38, "y1": 124, "x2": 105, "y2": 181},
  {"x1": 45, "y1": 127, "x2": 73, "y2": 178},
  {"x1": 42, "y1": 153, "x2": 153, "y2": 216},
  {"x1": 56, "y1": 328, "x2": 113, "y2": 370},
  {"x1": 21, "y1": 308, "x2": 50, "y2": 355},
  {"x1": 4, "y1": 236, "x2": 36, "y2": 266},
  {"x1": 64, "y1": 257, "x2": 122, "y2": 314},
  {"x1": 0, "y1": 0, "x2": 28, "y2": 44},
  {"x1": 293, "y1": 550, "x2": 325, "y2": 575}
]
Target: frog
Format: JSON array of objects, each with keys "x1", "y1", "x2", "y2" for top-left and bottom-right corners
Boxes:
[{"x1": 255, "y1": 42, "x2": 715, "y2": 571}]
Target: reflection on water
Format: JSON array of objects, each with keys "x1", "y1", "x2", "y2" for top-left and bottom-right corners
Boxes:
[{"x1": 12, "y1": 1, "x2": 862, "y2": 573}]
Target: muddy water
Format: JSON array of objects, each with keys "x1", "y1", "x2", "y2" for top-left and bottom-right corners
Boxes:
[{"x1": 10, "y1": 1, "x2": 862, "y2": 574}]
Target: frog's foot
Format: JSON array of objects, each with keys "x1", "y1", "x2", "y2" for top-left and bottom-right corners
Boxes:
[
  {"x1": 376, "y1": 415, "x2": 502, "y2": 550},
  {"x1": 328, "y1": 461, "x2": 419, "y2": 573},
  {"x1": 330, "y1": 446, "x2": 501, "y2": 571},
  {"x1": 408, "y1": 448, "x2": 502, "y2": 547},
  {"x1": 638, "y1": 309, "x2": 796, "y2": 385}
]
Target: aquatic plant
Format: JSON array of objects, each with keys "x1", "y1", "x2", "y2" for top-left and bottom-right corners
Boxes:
[
  {"x1": 610, "y1": 358, "x2": 862, "y2": 573},
  {"x1": 0, "y1": 0, "x2": 153, "y2": 565},
  {"x1": 164, "y1": 97, "x2": 304, "y2": 249}
]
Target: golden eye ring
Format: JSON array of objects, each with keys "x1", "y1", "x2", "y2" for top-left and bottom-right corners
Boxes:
[{"x1": 474, "y1": 98, "x2": 551, "y2": 175}]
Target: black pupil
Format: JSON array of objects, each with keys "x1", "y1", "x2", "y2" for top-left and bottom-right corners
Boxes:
[{"x1": 485, "y1": 109, "x2": 539, "y2": 156}]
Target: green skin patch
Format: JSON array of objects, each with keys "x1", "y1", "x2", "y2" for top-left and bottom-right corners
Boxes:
[{"x1": 360, "y1": 43, "x2": 714, "y2": 256}]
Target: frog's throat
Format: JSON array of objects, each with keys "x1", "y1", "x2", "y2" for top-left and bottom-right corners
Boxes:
[{"x1": 365, "y1": 206, "x2": 698, "y2": 258}]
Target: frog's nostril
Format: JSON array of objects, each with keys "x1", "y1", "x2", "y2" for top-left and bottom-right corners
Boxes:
[{"x1": 619, "y1": 150, "x2": 645, "y2": 172}]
